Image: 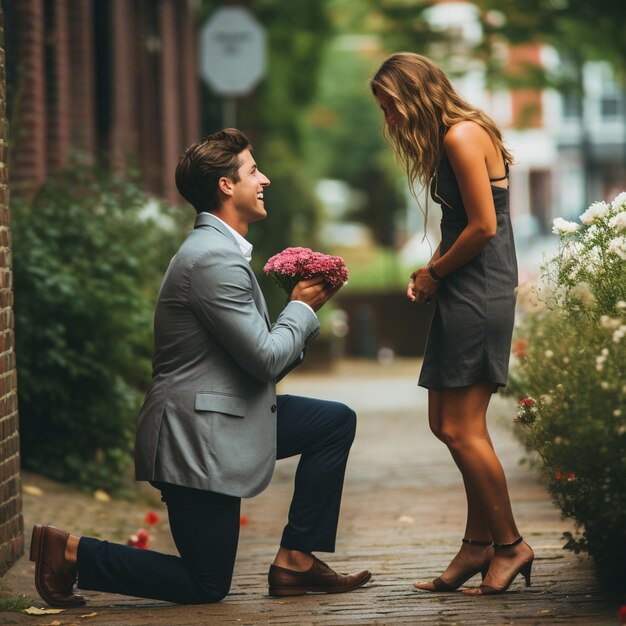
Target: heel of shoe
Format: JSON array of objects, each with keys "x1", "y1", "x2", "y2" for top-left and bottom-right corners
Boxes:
[
  {"x1": 520, "y1": 561, "x2": 532, "y2": 587},
  {"x1": 268, "y1": 586, "x2": 306, "y2": 597},
  {"x1": 480, "y1": 563, "x2": 490, "y2": 581},
  {"x1": 29, "y1": 525, "x2": 44, "y2": 562}
]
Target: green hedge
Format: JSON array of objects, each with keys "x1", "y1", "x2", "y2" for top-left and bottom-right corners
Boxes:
[{"x1": 12, "y1": 166, "x2": 185, "y2": 494}]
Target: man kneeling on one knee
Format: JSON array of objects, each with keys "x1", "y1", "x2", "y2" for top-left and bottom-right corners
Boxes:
[{"x1": 30, "y1": 128, "x2": 371, "y2": 606}]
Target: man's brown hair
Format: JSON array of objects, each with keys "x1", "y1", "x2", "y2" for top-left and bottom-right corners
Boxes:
[{"x1": 175, "y1": 128, "x2": 251, "y2": 214}]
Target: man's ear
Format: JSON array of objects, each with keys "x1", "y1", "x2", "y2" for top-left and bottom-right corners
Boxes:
[{"x1": 218, "y1": 176, "x2": 234, "y2": 197}]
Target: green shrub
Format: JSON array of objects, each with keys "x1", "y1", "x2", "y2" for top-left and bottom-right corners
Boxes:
[
  {"x1": 508, "y1": 192, "x2": 626, "y2": 594},
  {"x1": 12, "y1": 165, "x2": 184, "y2": 494}
]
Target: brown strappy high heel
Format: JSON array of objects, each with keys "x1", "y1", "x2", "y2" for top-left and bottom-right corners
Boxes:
[
  {"x1": 470, "y1": 536, "x2": 533, "y2": 595},
  {"x1": 414, "y1": 538, "x2": 493, "y2": 592}
]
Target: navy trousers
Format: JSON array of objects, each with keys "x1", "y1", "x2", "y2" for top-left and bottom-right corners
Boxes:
[{"x1": 76, "y1": 395, "x2": 356, "y2": 604}]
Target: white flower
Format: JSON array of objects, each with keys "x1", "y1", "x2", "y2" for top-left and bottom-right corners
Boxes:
[
  {"x1": 612, "y1": 191, "x2": 626, "y2": 210},
  {"x1": 601, "y1": 348, "x2": 609, "y2": 356},
  {"x1": 561, "y1": 240, "x2": 584, "y2": 262},
  {"x1": 580, "y1": 201, "x2": 610, "y2": 225},
  {"x1": 600, "y1": 381, "x2": 610, "y2": 390},
  {"x1": 617, "y1": 300, "x2": 626, "y2": 310},
  {"x1": 545, "y1": 350, "x2": 554, "y2": 358},
  {"x1": 608, "y1": 237, "x2": 626, "y2": 260},
  {"x1": 552, "y1": 217, "x2": 581, "y2": 235},
  {"x1": 570, "y1": 282, "x2": 596, "y2": 308},
  {"x1": 612, "y1": 325, "x2": 626, "y2": 343},
  {"x1": 601, "y1": 315, "x2": 621, "y2": 330},
  {"x1": 515, "y1": 282, "x2": 545, "y2": 313},
  {"x1": 609, "y1": 211, "x2": 626, "y2": 232}
]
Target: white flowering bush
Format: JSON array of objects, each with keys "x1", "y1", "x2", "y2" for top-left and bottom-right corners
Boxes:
[{"x1": 509, "y1": 192, "x2": 626, "y2": 593}]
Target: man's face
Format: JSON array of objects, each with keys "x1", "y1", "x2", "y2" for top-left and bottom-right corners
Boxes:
[{"x1": 230, "y1": 149, "x2": 270, "y2": 224}]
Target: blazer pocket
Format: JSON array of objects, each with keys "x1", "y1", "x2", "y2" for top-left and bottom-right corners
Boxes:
[{"x1": 195, "y1": 392, "x2": 246, "y2": 418}]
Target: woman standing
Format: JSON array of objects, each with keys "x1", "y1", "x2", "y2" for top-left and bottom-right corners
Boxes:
[{"x1": 371, "y1": 53, "x2": 533, "y2": 595}]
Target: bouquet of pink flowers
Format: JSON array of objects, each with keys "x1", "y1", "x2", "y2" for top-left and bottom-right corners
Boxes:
[{"x1": 263, "y1": 247, "x2": 349, "y2": 295}]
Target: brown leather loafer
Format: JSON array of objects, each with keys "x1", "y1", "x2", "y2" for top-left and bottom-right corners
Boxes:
[
  {"x1": 268, "y1": 556, "x2": 372, "y2": 597},
  {"x1": 30, "y1": 525, "x2": 86, "y2": 607}
]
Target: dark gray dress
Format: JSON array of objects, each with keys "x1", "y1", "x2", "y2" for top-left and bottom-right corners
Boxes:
[{"x1": 418, "y1": 151, "x2": 518, "y2": 390}]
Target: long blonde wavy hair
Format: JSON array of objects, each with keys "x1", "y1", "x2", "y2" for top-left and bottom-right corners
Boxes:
[{"x1": 370, "y1": 52, "x2": 513, "y2": 191}]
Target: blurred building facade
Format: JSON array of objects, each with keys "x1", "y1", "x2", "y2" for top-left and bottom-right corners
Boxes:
[
  {"x1": 427, "y1": 1, "x2": 626, "y2": 235},
  {"x1": 4, "y1": 0, "x2": 200, "y2": 203}
]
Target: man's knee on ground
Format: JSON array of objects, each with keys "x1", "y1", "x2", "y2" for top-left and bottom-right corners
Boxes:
[{"x1": 189, "y1": 579, "x2": 231, "y2": 604}]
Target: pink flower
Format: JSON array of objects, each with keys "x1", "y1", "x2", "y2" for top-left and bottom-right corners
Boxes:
[{"x1": 263, "y1": 247, "x2": 349, "y2": 294}]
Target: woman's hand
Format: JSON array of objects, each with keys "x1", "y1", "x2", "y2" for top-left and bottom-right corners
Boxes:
[{"x1": 407, "y1": 266, "x2": 440, "y2": 304}]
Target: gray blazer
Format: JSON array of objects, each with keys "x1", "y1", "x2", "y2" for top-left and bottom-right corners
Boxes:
[{"x1": 134, "y1": 213, "x2": 320, "y2": 497}]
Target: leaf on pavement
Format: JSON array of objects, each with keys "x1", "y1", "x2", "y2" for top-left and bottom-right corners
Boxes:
[
  {"x1": 93, "y1": 489, "x2": 110, "y2": 502},
  {"x1": 23, "y1": 485, "x2": 44, "y2": 497},
  {"x1": 24, "y1": 606, "x2": 65, "y2": 614}
]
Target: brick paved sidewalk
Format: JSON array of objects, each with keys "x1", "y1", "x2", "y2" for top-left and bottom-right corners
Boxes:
[{"x1": 0, "y1": 359, "x2": 619, "y2": 625}]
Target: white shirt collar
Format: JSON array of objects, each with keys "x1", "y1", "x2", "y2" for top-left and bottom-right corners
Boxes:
[{"x1": 202, "y1": 213, "x2": 253, "y2": 262}]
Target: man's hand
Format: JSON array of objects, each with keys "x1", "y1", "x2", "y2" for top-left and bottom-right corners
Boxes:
[{"x1": 290, "y1": 276, "x2": 342, "y2": 312}]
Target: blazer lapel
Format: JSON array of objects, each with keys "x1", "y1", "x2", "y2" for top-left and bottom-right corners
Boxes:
[{"x1": 195, "y1": 213, "x2": 271, "y2": 329}]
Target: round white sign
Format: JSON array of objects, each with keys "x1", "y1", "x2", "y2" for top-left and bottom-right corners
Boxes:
[{"x1": 199, "y1": 7, "x2": 267, "y2": 97}]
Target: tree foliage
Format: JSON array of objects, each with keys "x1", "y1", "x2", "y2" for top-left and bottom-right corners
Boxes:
[
  {"x1": 200, "y1": 0, "x2": 333, "y2": 314},
  {"x1": 474, "y1": 0, "x2": 626, "y2": 85}
]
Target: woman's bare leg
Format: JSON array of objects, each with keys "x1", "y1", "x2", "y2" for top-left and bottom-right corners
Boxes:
[
  {"x1": 414, "y1": 388, "x2": 493, "y2": 590},
  {"x1": 434, "y1": 382, "x2": 532, "y2": 593}
]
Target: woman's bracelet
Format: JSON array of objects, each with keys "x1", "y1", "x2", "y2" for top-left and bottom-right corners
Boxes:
[{"x1": 428, "y1": 264, "x2": 443, "y2": 282}]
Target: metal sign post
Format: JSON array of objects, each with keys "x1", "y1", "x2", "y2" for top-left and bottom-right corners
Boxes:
[{"x1": 199, "y1": 6, "x2": 267, "y2": 128}]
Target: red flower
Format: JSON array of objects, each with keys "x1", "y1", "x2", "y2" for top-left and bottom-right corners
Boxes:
[
  {"x1": 618, "y1": 605, "x2": 626, "y2": 624},
  {"x1": 137, "y1": 528, "x2": 149, "y2": 542},
  {"x1": 519, "y1": 396, "x2": 536, "y2": 407},
  {"x1": 567, "y1": 473, "x2": 577, "y2": 481},
  {"x1": 239, "y1": 515, "x2": 249, "y2": 526},
  {"x1": 555, "y1": 471, "x2": 564, "y2": 481},
  {"x1": 512, "y1": 339, "x2": 528, "y2": 358},
  {"x1": 145, "y1": 511, "x2": 159, "y2": 525}
]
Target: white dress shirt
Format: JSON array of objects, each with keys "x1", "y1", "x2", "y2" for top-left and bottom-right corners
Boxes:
[{"x1": 201, "y1": 213, "x2": 315, "y2": 316}]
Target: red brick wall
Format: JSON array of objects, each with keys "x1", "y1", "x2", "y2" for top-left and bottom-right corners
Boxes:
[
  {"x1": 509, "y1": 44, "x2": 544, "y2": 129},
  {"x1": 0, "y1": 0, "x2": 24, "y2": 576},
  {"x1": 46, "y1": 0, "x2": 71, "y2": 171},
  {"x1": 67, "y1": 0, "x2": 96, "y2": 156},
  {"x1": 9, "y1": 0, "x2": 47, "y2": 192},
  {"x1": 6, "y1": 0, "x2": 200, "y2": 199},
  {"x1": 160, "y1": 0, "x2": 182, "y2": 203}
]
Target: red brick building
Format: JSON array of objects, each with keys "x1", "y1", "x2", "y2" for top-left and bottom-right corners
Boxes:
[
  {"x1": 0, "y1": 0, "x2": 201, "y2": 575},
  {"x1": 4, "y1": 0, "x2": 200, "y2": 202}
]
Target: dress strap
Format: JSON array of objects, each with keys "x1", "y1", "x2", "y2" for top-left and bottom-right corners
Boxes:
[{"x1": 489, "y1": 159, "x2": 509, "y2": 182}]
